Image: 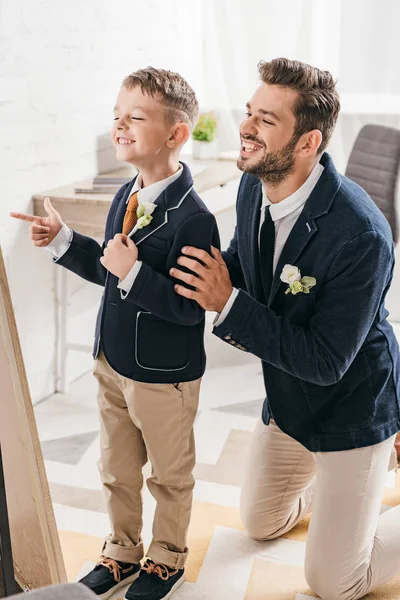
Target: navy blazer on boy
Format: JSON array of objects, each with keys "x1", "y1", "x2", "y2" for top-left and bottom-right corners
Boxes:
[
  {"x1": 214, "y1": 153, "x2": 400, "y2": 452},
  {"x1": 55, "y1": 162, "x2": 220, "y2": 383}
]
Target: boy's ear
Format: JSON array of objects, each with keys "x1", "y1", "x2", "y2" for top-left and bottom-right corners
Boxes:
[{"x1": 166, "y1": 122, "x2": 190, "y2": 148}]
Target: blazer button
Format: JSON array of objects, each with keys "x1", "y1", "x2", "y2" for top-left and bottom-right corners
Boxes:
[{"x1": 224, "y1": 334, "x2": 232, "y2": 341}]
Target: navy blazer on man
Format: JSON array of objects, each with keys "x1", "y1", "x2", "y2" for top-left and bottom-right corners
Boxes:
[
  {"x1": 55, "y1": 162, "x2": 220, "y2": 383},
  {"x1": 214, "y1": 153, "x2": 400, "y2": 451}
]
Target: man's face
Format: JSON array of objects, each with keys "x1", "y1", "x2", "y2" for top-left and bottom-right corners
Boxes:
[
  {"x1": 112, "y1": 85, "x2": 172, "y2": 167},
  {"x1": 238, "y1": 83, "x2": 300, "y2": 183}
]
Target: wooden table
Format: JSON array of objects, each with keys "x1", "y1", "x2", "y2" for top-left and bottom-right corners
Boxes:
[{"x1": 32, "y1": 156, "x2": 241, "y2": 392}]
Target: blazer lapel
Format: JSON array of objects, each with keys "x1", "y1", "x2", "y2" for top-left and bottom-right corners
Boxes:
[
  {"x1": 268, "y1": 152, "x2": 342, "y2": 305},
  {"x1": 269, "y1": 209, "x2": 318, "y2": 304},
  {"x1": 131, "y1": 198, "x2": 169, "y2": 245},
  {"x1": 132, "y1": 161, "x2": 194, "y2": 246},
  {"x1": 112, "y1": 162, "x2": 193, "y2": 244}
]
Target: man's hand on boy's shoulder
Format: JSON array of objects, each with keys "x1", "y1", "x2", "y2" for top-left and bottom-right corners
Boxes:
[
  {"x1": 100, "y1": 234, "x2": 138, "y2": 280},
  {"x1": 171, "y1": 246, "x2": 233, "y2": 313}
]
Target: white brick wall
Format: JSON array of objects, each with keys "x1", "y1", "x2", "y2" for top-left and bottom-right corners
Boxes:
[{"x1": 0, "y1": 0, "x2": 202, "y2": 402}]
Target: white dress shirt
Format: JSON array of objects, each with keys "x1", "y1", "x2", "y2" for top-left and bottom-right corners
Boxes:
[
  {"x1": 215, "y1": 161, "x2": 324, "y2": 326},
  {"x1": 46, "y1": 165, "x2": 183, "y2": 294}
]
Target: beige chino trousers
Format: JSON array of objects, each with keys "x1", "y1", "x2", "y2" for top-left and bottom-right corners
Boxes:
[
  {"x1": 240, "y1": 419, "x2": 400, "y2": 600},
  {"x1": 94, "y1": 351, "x2": 201, "y2": 570}
]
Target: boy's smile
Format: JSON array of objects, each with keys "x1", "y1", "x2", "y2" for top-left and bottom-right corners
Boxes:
[{"x1": 117, "y1": 137, "x2": 135, "y2": 145}]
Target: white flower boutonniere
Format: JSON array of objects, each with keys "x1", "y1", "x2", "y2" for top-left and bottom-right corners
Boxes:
[
  {"x1": 132, "y1": 202, "x2": 157, "y2": 234},
  {"x1": 280, "y1": 264, "x2": 316, "y2": 295}
]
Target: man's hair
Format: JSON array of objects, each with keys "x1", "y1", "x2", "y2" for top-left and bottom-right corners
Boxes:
[
  {"x1": 258, "y1": 58, "x2": 340, "y2": 153},
  {"x1": 123, "y1": 67, "x2": 199, "y2": 130}
]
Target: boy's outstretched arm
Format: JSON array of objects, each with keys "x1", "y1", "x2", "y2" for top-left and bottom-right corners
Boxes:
[{"x1": 11, "y1": 194, "x2": 118, "y2": 288}]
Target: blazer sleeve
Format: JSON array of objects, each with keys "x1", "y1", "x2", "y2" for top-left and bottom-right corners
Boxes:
[
  {"x1": 222, "y1": 225, "x2": 246, "y2": 290},
  {"x1": 121, "y1": 212, "x2": 220, "y2": 326},
  {"x1": 213, "y1": 230, "x2": 393, "y2": 386},
  {"x1": 52, "y1": 183, "x2": 129, "y2": 286},
  {"x1": 222, "y1": 176, "x2": 247, "y2": 290},
  {"x1": 54, "y1": 232, "x2": 107, "y2": 286}
]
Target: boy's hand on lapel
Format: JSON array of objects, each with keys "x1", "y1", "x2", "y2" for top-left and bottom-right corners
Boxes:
[
  {"x1": 100, "y1": 234, "x2": 138, "y2": 280},
  {"x1": 171, "y1": 246, "x2": 233, "y2": 312}
]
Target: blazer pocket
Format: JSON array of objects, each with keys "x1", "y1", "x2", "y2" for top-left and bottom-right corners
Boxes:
[{"x1": 135, "y1": 311, "x2": 189, "y2": 371}]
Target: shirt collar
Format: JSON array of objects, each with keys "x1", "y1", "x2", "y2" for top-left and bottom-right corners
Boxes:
[
  {"x1": 127, "y1": 163, "x2": 183, "y2": 204},
  {"x1": 261, "y1": 161, "x2": 324, "y2": 222}
]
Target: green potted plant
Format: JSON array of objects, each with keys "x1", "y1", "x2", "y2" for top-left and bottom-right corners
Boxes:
[{"x1": 192, "y1": 112, "x2": 218, "y2": 159}]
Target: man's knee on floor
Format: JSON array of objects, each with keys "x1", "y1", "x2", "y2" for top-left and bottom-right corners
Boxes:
[
  {"x1": 240, "y1": 511, "x2": 286, "y2": 541},
  {"x1": 305, "y1": 564, "x2": 359, "y2": 600}
]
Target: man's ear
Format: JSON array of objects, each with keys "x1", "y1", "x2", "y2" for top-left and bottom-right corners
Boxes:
[
  {"x1": 297, "y1": 129, "x2": 323, "y2": 157},
  {"x1": 166, "y1": 122, "x2": 191, "y2": 149}
]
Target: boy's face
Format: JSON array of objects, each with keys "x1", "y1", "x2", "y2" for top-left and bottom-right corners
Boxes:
[{"x1": 112, "y1": 85, "x2": 173, "y2": 166}]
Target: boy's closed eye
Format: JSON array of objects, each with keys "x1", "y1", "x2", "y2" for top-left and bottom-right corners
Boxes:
[{"x1": 113, "y1": 116, "x2": 145, "y2": 121}]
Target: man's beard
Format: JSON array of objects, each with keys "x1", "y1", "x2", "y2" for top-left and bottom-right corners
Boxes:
[{"x1": 237, "y1": 133, "x2": 299, "y2": 184}]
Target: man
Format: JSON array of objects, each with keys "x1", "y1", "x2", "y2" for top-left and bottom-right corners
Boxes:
[{"x1": 171, "y1": 58, "x2": 400, "y2": 600}]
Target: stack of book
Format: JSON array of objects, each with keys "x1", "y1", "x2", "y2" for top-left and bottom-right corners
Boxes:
[{"x1": 74, "y1": 169, "x2": 137, "y2": 194}]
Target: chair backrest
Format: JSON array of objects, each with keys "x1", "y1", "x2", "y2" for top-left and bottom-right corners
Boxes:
[{"x1": 345, "y1": 124, "x2": 400, "y2": 245}]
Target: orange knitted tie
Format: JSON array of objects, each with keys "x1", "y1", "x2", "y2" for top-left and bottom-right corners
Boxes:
[{"x1": 122, "y1": 192, "x2": 139, "y2": 235}]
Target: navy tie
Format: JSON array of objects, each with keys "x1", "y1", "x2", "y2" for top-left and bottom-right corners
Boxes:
[{"x1": 259, "y1": 206, "x2": 275, "y2": 301}]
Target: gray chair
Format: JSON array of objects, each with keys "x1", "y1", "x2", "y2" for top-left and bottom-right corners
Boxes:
[
  {"x1": 8, "y1": 583, "x2": 96, "y2": 599},
  {"x1": 345, "y1": 124, "x2": 400, "y2": 245}
]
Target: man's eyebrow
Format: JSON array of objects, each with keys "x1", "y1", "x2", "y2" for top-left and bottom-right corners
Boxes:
[{"x1": 246, "y1": 102, "x2": 281, "y2": 122}]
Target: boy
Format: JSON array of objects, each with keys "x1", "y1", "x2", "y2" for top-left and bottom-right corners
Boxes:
[{"x1": 11, "y1": 67, "x2": 220, "y2": 600}]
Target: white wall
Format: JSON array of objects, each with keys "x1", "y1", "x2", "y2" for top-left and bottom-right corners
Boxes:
[{"x1": 0, "y1": 0, "x2": 201, "y2": 402}]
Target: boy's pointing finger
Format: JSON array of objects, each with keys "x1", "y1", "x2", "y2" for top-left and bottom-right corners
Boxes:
[{"x1": 10, "y1": 211, "x2": 41, "y2": 224}]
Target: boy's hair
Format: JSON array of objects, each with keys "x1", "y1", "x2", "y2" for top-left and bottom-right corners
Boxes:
[
  {"x1": 258, "y1": 58, "x2": 340, "y2": 153},
  {"x1": 123, "y1": 67, "x2": 199, "y2": 130}
]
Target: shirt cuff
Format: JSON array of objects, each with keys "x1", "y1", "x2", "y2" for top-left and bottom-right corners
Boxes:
[
  {"x1": 213, "y1": 288, "x2": 239, "y2": 327},
  {"x1": 118, "y1": 261, "x2": 143, "y2": 296},
  {"x1": 44, "y1": 223, "x2": 73, "y2": 259}
]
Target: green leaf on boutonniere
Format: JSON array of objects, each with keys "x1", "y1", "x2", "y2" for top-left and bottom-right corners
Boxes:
[
  {"x1": 300, "y1": 276, "x2": 316, "y2": 288},
  {"x1": 137, "y1": 214, "x2": 153, "y2": 229}
]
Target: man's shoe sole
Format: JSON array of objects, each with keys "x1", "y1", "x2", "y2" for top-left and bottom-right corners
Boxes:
[
  {"x1": 98, "y1": 571, "x2": 140, "y2": 599},
  {"x1": 124, "y1": 572, "x2": 185, "y2": 600}
]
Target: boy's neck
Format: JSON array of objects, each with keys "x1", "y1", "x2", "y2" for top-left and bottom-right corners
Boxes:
[{"x1": 135, "y1": 159, "x2": 181, "y2": 188}]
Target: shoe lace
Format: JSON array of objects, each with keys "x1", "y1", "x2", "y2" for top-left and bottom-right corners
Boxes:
[
  {"x1": 96, "y1": 556, "x2": 132, "y2": 583},
  {"x1": 142, "y1": 561, "x2": 178, "y2": 581}
]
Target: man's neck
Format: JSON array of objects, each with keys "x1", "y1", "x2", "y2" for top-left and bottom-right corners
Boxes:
[
  {"x1": 134, "y1": 158, "x2": 181, "y2": 188},
  {"x1": 262, "y1": 158, "x2": 319, "y2": 204}
]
